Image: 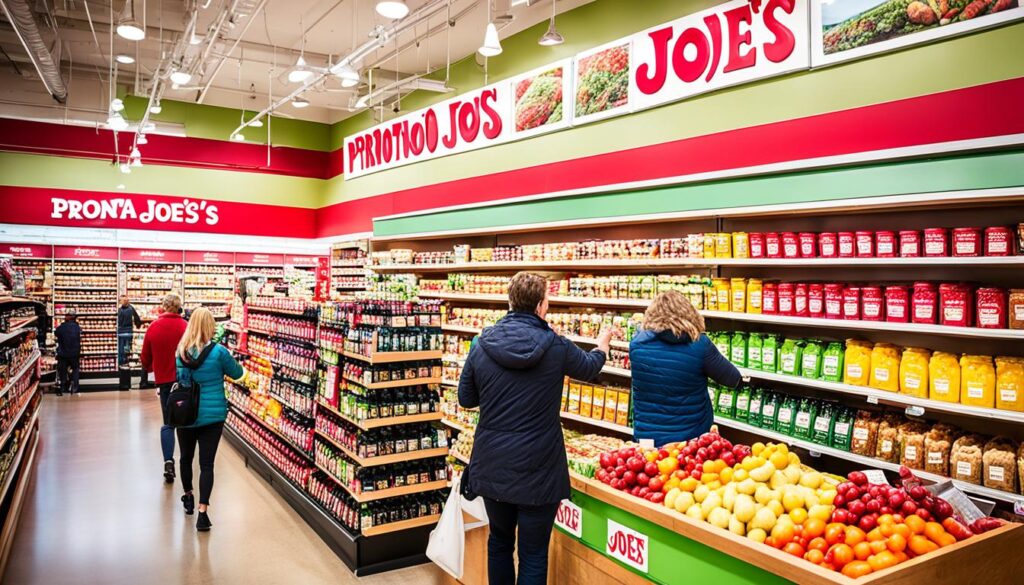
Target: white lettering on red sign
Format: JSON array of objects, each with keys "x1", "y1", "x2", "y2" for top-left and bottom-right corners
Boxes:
[
  {"x1": 74, "y1": 248, "x2": 100, "y2": 257},
  {"x1": 50, "y1": 197, "x2": 219, "y2": 226},
  {"x1": 555, "y1": 499, "x2": 583, "y2": 538},
  {"x1": 606, "y1": 519, "x2": 648, "y2": 573}
]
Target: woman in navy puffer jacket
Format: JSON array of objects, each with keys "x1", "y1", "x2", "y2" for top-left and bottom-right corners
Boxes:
[{"x1": 630, "y1": 290, "x2": 742, "y2": 447}]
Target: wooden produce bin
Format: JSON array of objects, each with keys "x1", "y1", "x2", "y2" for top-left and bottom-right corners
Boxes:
[
  {"x1": 559, "y1": 473, "x2": 1024, "y2": 585},
  {"x1": 441, "y1": 512, "x2": 490, "y2": 585}
]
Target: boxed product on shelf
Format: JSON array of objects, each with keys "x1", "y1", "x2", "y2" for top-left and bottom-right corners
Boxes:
[{"x1": 562, "y1": 377, "x2": 631, "y2": 427}]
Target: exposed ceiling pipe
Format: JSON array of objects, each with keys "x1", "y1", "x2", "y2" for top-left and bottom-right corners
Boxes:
[
  {"x1": 1, "y1": 0, "x2": 69, "y2": 102},
  {"x1": 361, "y1": 1, "x2": 477, "y2": 74},
  {"x1": 196, "y1": 0, "x2": 268, "y2": 103},
  {"x1": 228, "y1": 0, "x2": 454, "y2": 140}
]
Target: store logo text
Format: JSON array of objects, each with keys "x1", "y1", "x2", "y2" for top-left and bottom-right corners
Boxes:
[{"x1": 50, "y1": 198, "x2": 220, "y2": 225}]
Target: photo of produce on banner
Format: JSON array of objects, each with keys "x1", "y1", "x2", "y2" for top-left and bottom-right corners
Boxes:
[
  {"x1": 513, "y1": 65, "x2": 565, "y2": 133},
  {"x1": 818, "y1": 0, "x2": 1023, "y2": 61},
  {"x1": 574, "y1": 42, "x2": 630, "y2": 122}
]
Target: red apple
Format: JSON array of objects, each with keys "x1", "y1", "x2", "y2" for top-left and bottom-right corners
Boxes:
[
  {"x1": 649, "y1": 477, "x2": 665, "y2": 493},
  {"x1": 917, "y1": 509, "x2": 932, "y2": 521},
  {"x1": 630, "y1": 486, "x2": 642, "y2": 497},
  {"x1": 833, "y1": 494, "x2": 846, "y2": 508},
  {"x1": 848, "y1": 500, "x2": 867, "y2": 517},
  {"x1": 690, "y1": 469, "x2": 702, "y2": 480},
  {"x1": 848, "y1": 471, "x2": 868, "y2": 486},
  {"x1": 866, "y1": 499, "x2": 881, "y2": 513},
  {"x1": 858, "y1": 514, "x2": 877, "y2": 532},
  {"x1": 900, "y1": 500, "x2": 918, "y2": 516},
  {"x1": 831, "y1": 509, "x2": 850, "y2": 524},
  {"x1": 636, "y1": 472, "x2": 650, "y2": 487},
  {"x1": 644, "y1": 462, "x2": 659, "y2": 477},
  {"x1": 649, "y1": 492, "x2": 665, "y2": 504},
  {"x1": 614, "y1": 465, "x2": 626, "y2": 478},
  {"x1": 627, "y1": 457, "x2": 645, "y2": 473},
  {"x1": 638, "y1": 487, "x2": 651, "y2": 498}
]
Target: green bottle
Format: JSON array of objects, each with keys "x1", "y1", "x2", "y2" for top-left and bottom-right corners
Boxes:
[
  {"x1": 822, "y1": 342, "x2": 845, "y2": 383},
  {"x1": 792, "y1": 398, "x2": 816, "y2": 440},
  {"x1": 831, "y1": 408, "x2": 854, "y2": 450},
  {"x1": 747, "y1": 333, "x2": 763, "y2": 371},
  {"x1": 801, "y1": 340, "x2": 824, "y2": 379},
  {"x1": 761, "y1": 335, "x2": 779, "y2": 373},
  {"x1": 730, "y1": 331, "x2": 748, "y2": 367},
  {"x1": 812, "y1": 402, "x2": 835, "y2": 445},
  {"x1": 747, "y1": 388, "x2": 764, "y2": 428},
  {"x1": 775, "y1": 394, "x2": 796, "y2": 435},
  {"x1": 735, "y1": 386, "x2": 751, "y2": 422},
  {"x1": 779, "y1": 339, "x2": 804, "y2": 376},
  {"x1": 760, "y1": 391, "x2": 779, "y2": 429}
]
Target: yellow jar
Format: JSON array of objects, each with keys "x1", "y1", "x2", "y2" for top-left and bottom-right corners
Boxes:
[
  {"x1": 732, "y1": 232, "x2": 750, "y2": 259},
  {"x1": 995, "y1": 357, "x2": 1024, "y2": 412},
  {"x1": 714, "y1": 278, "x2": 731, "y2": 312},
  {"x1": 869, "y1": 343, "x2": 901, "y2": 392},
  {"x1": 730, "y1": 278, "x2": 747, "y2": 313},
  {"x1": 715, "y1": 233, "x2": 732, "y2": 258},
  {"x1": 703, "y1": 233, "x2": 717, "y2": 259},
  {"x1": 929, "y1": 352, "x2": 961, "y2": 403},
  {"x1": 960, "y1": 355, "x2": 995, "y2": 408},
  {"x1": 844, "y1": 340, "x2": 873, "y2": 387},
  {"x1": 899, "y1": 348, "x2": 931, "y2": 398},
  {"x1": 746, "y1": 279, "x2": 763, "y2": 314}
]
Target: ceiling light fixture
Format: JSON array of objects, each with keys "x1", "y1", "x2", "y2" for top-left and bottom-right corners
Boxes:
[
  {"x1": 375, "y1": 1, "x2": 409, "y2": 19},
  {"x1": 332, "y1": 63, "x2": 360, "y2": 88},
  {"x1": 107, "y1": 112, "x2": 129, "y2": 131},
  {"x1": 115, "y1": 54, "x2": 135, "y2": 64},
  {"x1": 248, "y1": 117, "x2": 263, "y2": 128},
  {"x1": 538, "y1": 0, "x2": 564, "y2": 46},
  {"x1": 116, "y1": 1, "x2": 146, "y2": 41},
  {"x1": 110, "y1": 98, "x2": 125, "y2": 112},
  {"x1": 131, "y1": 157, "x2": 143, "y2": 168},
  {"x1": 479, "y1": 2, "x2": 502, "y2": 58},
  {"x1": 288, "y1": 55, "x2": 314, "y2": 84},
  {"x1": 233, "y1": 133, "x2": 245, "y2": 141},
  {"x1": 149, "y1": 101, "x2": 162, "y2": 114},
  {"x1": 189, "y1": 32, "x2": 204, "y2": 45},
  {"x1": 169, "y1": 70, "x2": 192, "y2": 85},
  {"x1": 355, "y1": 94, "x2": 369, "y2": 108},
  {"x1": 138, "y1": 134, "x2": 148, "y2": 145},
  {"x1": 291, "y1": 96, "x2": 310, "y2": 108}
]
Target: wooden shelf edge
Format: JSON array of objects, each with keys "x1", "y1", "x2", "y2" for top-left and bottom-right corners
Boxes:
[
  {"x1": 320, "y1": 402, "x2": 443, "y2": 430},
  {"x1": 361, "y1": 514, "x2": 442, "y2": 537},
  {"x1": 0, "y1": 352, "x2": 39, "y2": 401},
  {"x1": 344, "y1": 350, "x2": 443, "y2": 364},
  {"x1": 343, "y1": 376, "x2": 442, "y2": 390},
  {"x1": 314, "y1": 431, "x2": 447, "y2": 467}
]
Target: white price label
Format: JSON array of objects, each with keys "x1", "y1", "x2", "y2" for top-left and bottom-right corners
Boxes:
[
  {"x1": 606, "y1": 519, "x2": 649, "y2": 573},
  {"x1": 555, "y1": 499, "x2": 583, "y2": 538},
  {"x1": 808, "y1": 450, "x2": 822, "y2": 458},
  {"x1": 905, "y1": 405, "x2": 925, "y2": 417},
  {"x1": 863, "y1": 469, "x2": 889, "y2": 485},
  {"x1": 866, "y1": 395, "x2": 879, "y2": 405},
  {"x1": 638, "y1": 439, "x2": 655, "y2": 449}
]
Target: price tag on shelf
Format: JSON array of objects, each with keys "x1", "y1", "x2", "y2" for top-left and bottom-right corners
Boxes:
[
  {"x1": 638, "y1": 439, "x2": 655, "y2": 449},
  {"x1": 905, "y1": 405, "x2": 925, "y2": 418},
  {"x1": 863, "y1": 469, "x2": 890, "y2": 485},
  {"x1": 606, "y1": 519, "x2": 649, "y2": 573},
  {"x1": 808, "y1": 450, "x2": 821, "y2": 458},
  {"x1": 866, "y1": 395, "x2": 879, "y2": 405},
  {"x1": 1014, "y1": 500, "x2": 1024, "y2": 516}
]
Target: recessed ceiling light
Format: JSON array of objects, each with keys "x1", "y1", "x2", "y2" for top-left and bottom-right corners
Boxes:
[
  {"x1": 375, "y1": 1, "x2": 409, "y2": 19},
  {"x1": 115, "y1": 54, "x2": 135, "y2": 64},
  {"x1": 291, "y1": 97, "x2": 310, "y2": 108}
]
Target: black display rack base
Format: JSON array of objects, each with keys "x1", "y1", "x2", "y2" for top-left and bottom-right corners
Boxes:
[{"x1": 223, "y1": 427, "x2": 434, "y2": 577}]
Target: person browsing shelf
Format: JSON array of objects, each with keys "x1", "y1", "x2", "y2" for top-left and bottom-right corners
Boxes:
[
  {"x1": 117, "y1": 295, "x2": 143, "y2": 389},
  {"x1": 54, "y1": 308, "x2": 81, "y2": 396},
  {"x1": 141, "y1": 294, "x2": 188, "y2": 484},
  {"x1": 629, "y1": 290, "x2": 742, "y2": 447}
]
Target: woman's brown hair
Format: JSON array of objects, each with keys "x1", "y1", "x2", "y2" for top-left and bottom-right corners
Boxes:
[{"x1": 643, "y1": 290, "x2": 704, "y2": 341}]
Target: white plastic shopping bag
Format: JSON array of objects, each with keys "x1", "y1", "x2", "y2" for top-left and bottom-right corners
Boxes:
[{"x1": 427, "y1": 473, "x2": 490, "y2": 578}]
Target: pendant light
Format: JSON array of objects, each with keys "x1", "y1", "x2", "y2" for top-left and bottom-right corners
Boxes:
[
  {"x1": 332, "y1": 63, "x2": 360, "y2": 88},
  {"x1": 149, "y1": 100, "x2": 162, "y2": 114},
  {"x1": 292, "y1": 96, "x2": 310, "y2": 108},
  {"x1": 116, "y1": 1, "x2": 146, "y2": 41},
  {"x1": 248, "y1": 117, "x2": 263, "y2": 128},
  {"x1": 115, "y1": 54, "x2": 135, "y2": 64},
  {"x1": 137, "y1": 134, "x2": 148, "y2": 145},
  {"x1": 170, "y1": 70, "x2": 192, "y2": 85},
  {"x1": 233, "y1": 133, "x2": 246, "y2": 141},
  {"x1": 478, "y1": 2, "x2": 502, "y2": 58},
  {"x1": 538, "y1": 0, "x2": 564, "y2": 46},
  {"x1": 375, "y1": 1, "x2": 409, "y2": 20},
  {"x1": 288, "y1": 55, "x2": 314, "y2": 83},
  {"x1": 110, "y1": 98, "x2": 125, "y2": 112}
]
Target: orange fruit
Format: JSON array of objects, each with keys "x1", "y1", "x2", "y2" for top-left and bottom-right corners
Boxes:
[
  {"x1": 804, "y1": 549, "x2": 825, "y2": 565},
  {"x1": 892, "y1": 514, "x2": 905, "y2": 524},
  {"x1": 877, "y1": 514, "x2": 895, "y2": 526},
  {"x1": 808, "y1": 537, "x2": 829, "y2": 553},
  {"x1": 867, "y1": 527, "x2": 885, "y2": 542},
  {"x1": 908, "y1": 534, "x2": 939, "y2": 556},
  {"x1": 804, "y1": 518, "x2": 826, "y2": 539},
  {"x1": 895, "y1": 551, "x2": 909, "y2": 563},
  {"x1": 772, "y1": 523, "x2": 796, "y2": 546},
  {"x1": 869, "y1": 540, "x2": 888, "y2": 554},
  {"x1": 853, "y1": 542, "x2": 872, "y2": 561},
  {"x1": 831, "y1": 544, "x2": 855, "y2": 568},
  {"x1": 892, "y1": 523, "x2": 911, "y2": 539},
  {"x1": 936, "y1": 532, "x2": 956, "y2": 548},
  {"x1": 868, "y1": 550, "x2": 899, "y2": 572},
  {"x1": 886, "y1": 533, "x2": 907, "y2": 553},
  {"x1": 841, "y1": 560, "x2": 874, "y2": 578},
  {"x1": 923, "y1": 522, "x2": 946, "y2": 544},
  {"x1": 825, "y1": 523, "x2": 846, "y2": 545},
  {"x1": 844, "y1": 526, "x2": 866, "y2": 546},
  {"x1": 783, "y1": 542, "x2": 806, "y2": 558},
  {"x1": 879, "y1": 522, "x2": 896, "y2": 537},
  {"x1": 905, "y1": 515, "x2": 926, "y2": 535}
]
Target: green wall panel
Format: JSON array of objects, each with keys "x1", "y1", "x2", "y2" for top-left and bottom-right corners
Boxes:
[{"x1": 373, "y1": 151, "x2": 1024, "y2": 237}]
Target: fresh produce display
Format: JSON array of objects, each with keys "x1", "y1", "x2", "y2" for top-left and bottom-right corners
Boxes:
[
  {"x1": 514, "y1": 66, "x2": 564, "y2": 132},
  {"x1": 564, "y1": 431, "x2": 629, "y2": 477},
  {"x1": 591, "y1": 431, "x2": 1007, "y2": 577},
  {"x1": 575, "y1": 43, "x2": 629, "y2": 118}
]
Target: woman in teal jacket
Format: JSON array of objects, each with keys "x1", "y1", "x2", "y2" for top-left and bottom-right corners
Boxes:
[{"x1": 175, "y1": 307, "x2": 244, "y2": 532}]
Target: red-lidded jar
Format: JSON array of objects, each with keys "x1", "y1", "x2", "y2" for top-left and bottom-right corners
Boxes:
[
  {"x1": 952, "y1": 227, "x2": 982, "y2": 257},
  {"x1": 976, "y1": 287, "x2": 1007, "y2": 329},
  {"x1": 855, "y1": 231, "x2": 875, "y2": 257},
  {"x1": 861, "y1": 286, "x2": 884, "y2": 321},
  {"x1": 794, "y1": 283, "x2": 809, "y2": 316},
  {"x1": 843, "y1": 286, "x2": 861, "y2": 320},
  {"x1": 838, "y1": 232, "x2": 855, "y2": 257},
  {"x1": 923, "y1": 228, "x2": 948, "y2": 257},
  {"x1": 777, "y1": 283, "x2": 795, "y2": 315},
  {"x1": 799, "y1": 232, "x2": 818, "y2": 258},
  {"x1": 875, "y1": 231, "x2": 897, "y2": 258},
  {"x1": 749, "y1": 232, "x2": 766, "y2": 258},
  {"x1": 984, "y1": 226, "x2": 1012, "y2": 256},
  {"x1": 824, "y1": 284, "x2": 844, "y2": 319},
  {"x1": 939, "y1": 283, "x2": 972, "y2": 327},
  {"x1": 885, "y1": 285, "x2": 910, "y2": 322},
  {"x1": 912, "y1": 282, "x2": 938, "y2": 324},
  {"x1": 899, "y1": 230, "x2": 921, "y2": 257},
  {"x1": 781, "y1": 232, "x2": 800, "y2": 259},
  {"x1": 808, "y1": 284, "x2": 825, "y2": 317},
  {"x1": 762, "y1": 282, "x2": 778, "y2": 314},
  {"x1": 819, "y1": 232, "x2": 838, "y2": 258},
  {"x1": 765, "y1": 233, "x2": 781, "y2": 259}
]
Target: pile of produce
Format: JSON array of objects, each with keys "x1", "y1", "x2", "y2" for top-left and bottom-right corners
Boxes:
[
  {"x1": 515, "y1": 67, "x2": 563, "y2": 132},
  {"x1": 574, "y1": 44, "x2": 629, "y2": 117},
  {"x1": 592, "y1": 432, "x2": 1007, "y2": 578},
  {"x1": 564, "y1": 431, "x2": 629, "y2": 477}
]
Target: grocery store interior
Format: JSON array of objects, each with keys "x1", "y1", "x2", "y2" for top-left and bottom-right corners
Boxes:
[{"x1": 1, "y1": 0, "x2": 1023, "y2": 583}]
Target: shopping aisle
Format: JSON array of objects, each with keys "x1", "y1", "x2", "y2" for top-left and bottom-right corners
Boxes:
[{"x1": 2, "y1": 392, "x2": 444, "y2": 585}]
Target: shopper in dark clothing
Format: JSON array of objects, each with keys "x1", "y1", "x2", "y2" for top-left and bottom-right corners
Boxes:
[
  {"x1": 141, "y1": 294, "x2": 188, "y2": 483},
  {"x1": 459, "y1": 272, "x2": 609, "y2": 585},
  {"x1": 630, "y1": 290, "x2": 742, "y2": 446},
  {"x1": 54, "y1": 309, "x2": 82, "y2": 396},
  {"x1": 117, "y1": 295, "x2": 143, "y2": 389}
]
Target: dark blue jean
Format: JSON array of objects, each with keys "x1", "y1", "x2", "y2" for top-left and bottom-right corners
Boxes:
[
  {"x1": 117, "y1": 333, "x2": 133, "y2": 366},
  {"x1": 483, "y1": 498, "x2": 559, "y2": 585},
  {"x1": 158, "y1": 383, "x2": 176, "y2": 462}
]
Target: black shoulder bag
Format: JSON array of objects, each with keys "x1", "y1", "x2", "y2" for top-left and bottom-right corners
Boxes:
[{"x1": 166, "y1": 343, "x2": 216, "y2": 427}]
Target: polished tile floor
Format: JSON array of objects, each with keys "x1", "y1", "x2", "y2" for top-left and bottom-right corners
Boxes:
[{"x1": 3, "y1": 391, "x2": 444, "y2": 585}]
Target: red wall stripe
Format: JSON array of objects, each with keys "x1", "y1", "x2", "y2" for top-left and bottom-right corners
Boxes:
[
  {"x1": 315, "y1": 77, "x2": 1024, "y2": 236},
  {"x1": 0, "y1": 118, "x2": 332, "y2": 179}
]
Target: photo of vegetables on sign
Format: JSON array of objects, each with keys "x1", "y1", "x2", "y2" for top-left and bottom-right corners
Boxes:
[
  {"x1": 574, "y1": 41, "x2": 631, "y2": 123},
  {"x1": 512, "y1": 62, "x2": 568, "y2": 135},
  {"x1": 812, "y1": 0, "x2": 1023, "y2": 65}
]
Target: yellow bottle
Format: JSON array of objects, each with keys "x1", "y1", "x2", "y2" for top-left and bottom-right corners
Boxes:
[
  {"x1": 843, "y1": 340, "x2": 872, "y2": 387},
  {"x1": 995, "y1": 357, "x2": 1024, "y2": 412},
  {"x1": 929, "y1": 352, "x2": 961, "y2": 403},
  {"x1": 899, "y1": 347, "x2": 931, "y2": 398},
  {"x1": 960, "y1": 355, "x2": 995, "y2": 408}
]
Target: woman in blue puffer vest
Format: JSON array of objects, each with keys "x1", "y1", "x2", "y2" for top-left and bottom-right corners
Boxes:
[{"x1": 630, "y1": 290, "x2": 742, "y2": 447}]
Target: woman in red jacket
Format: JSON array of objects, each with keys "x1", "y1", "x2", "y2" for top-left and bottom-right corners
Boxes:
[{"x1": 142, "y1": 294, "x2": 188, "y2": 484}]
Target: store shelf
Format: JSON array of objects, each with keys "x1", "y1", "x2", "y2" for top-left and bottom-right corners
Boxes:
[
  {"x1": 317, "y1": 400, "x2": 442, "y2": 430},
  {"x1": 561, "y1": 411, "x2": 633, "y2": 435},
  {"x1": 185, "y1": 299, "x2": 232, "y2": 304},
  {"x1": 440, "y1": 418, "x2": 475, "y2": 436},
  {"x1": 361, "y1": 514, "x2": 441, "y2": 538},
  {"x1": 0, "y1": 327, "x2": 31, "y2": 346},
  {"x1": 317, "y1": 466, "x2": 448, "y2": 503},
  {"x1": 53, "y1": 286, "x2": 117, "y2": 291},
  {"x1": 450, "y1": 450, "x2": 470, "y2": 464},
  {"x1": 440, "y1": 379, "x2": 459, "y2": 387},
  {"x1": 314, "y1": 431, "x2": 448, "y2": 467},
  {"x1": 0, "y1": 352, "x2": 39, "y2": 398},
  {"x1": 228, "y1": 404, "x2": 313, "y2": 462},
  {"x1": 0, "y1": 382, "x2": 39, "y2": 450},
  {"x1": 8, "y1": 315, "x2": 38, "y2": 331},
  {"x1": 184, "y1": 285, "x2": 234, "y2": 289},
  {"x1": 601, "y1": 365, "x2": 633, "y2": 378},
  {"x1": 342, "y1": 375, "x2": 442, "y2": 390},
  {"x1": 53, "y1": 299, "x2": 116, "y2": 303},
  {"x1": 441, "y1": 323, "x2": 485, "y2": 335},
  {"x1": 247, "y1": 328, "x2": 317, "y2": 347},
  {"x1": 343, "y1": 349, "x2": 443, "y2": 365},
  {"x1": 247, "y1": 305, "x2": 315, "y2": 318},
  {"x1": 0, "y1": 409, "x2": 38, "y2": 506},
  {"x1": 53, "y1": 271, "x2": 114, "y2": 276}
]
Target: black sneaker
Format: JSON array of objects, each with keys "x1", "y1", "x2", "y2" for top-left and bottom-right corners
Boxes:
[
  {"x1": 164, "y1": 461, "x2": 175, "y2": 484},
  {"x1": 181, "y1": 493, "x2": 195, "y2": 515},
  {"x1": 196, "y1": 511, "x2": 212, "y2": 532}
]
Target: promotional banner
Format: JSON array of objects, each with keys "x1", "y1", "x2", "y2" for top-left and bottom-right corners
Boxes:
[
  {"x1": 509, "y1": 59, "x2": 573, "y2": 140},
  {"x1": 119, "y1": 248, "x2": 185, "y2": 263},
  {"x1": 184, "y1": 250, "x2": 235, "y2": 264},
  {"x1": 0, "y1": 243, "x2": 52, "y2": 258},
  {"x1": 236, "y1": 253, "x2": 284, "y2": 266},
  {"x1": 812, "y1": 0, "x2": 1024, "y2": 66},
  {"x1": 314, "y1": 257, "x2": 331, "y2": 301},
  {"x1": 285, "y1": 255, "x2": 321, "y2": 266},
  {"x1": 53, "y1": 245, "x2": 119, "y2": 260}
]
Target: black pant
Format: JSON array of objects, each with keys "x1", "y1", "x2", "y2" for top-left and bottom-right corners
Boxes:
[
  {"x1": 177, "y1": 422, "x2": 224, "y2": 506},
  {"x1": 56, "y1": 355, "x2": 80, "y2": 394},
  {"x1": 483, "y1": 498, "x2": 559, "y2": 585}
]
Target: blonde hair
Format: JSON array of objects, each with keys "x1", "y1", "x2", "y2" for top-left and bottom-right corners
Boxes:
[
  {"x1": 178, "y1": 307, "x2": 216, "y2": 358},
  {"x1": 644, "y1": 290, "x2": 704, "y2": 342}
]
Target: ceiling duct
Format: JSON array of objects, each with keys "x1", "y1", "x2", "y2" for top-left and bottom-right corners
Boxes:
[{"x1": 0, "y1": 0, "x2": 68, "y2": 102}]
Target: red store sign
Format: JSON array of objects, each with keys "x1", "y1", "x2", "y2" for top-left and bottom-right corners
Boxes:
[
  {"x1": 53, "y1": 245, "x2": 119, "y2": 260},
  {"x1": 286, "y1": 255, "x2": 321, "y2": 266},
  {"x1": 120, "y1": 248, "x2": 184, "y2": 263},
  {"x1": 236, "y1": 253, "x2": 283, "y2": 266},
  {"x1": 185, "y1": 250, "x2": 235, "y2": 264},
  {"x1": 0, "y1": 243, "x2": 52, "y2": 258}
]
